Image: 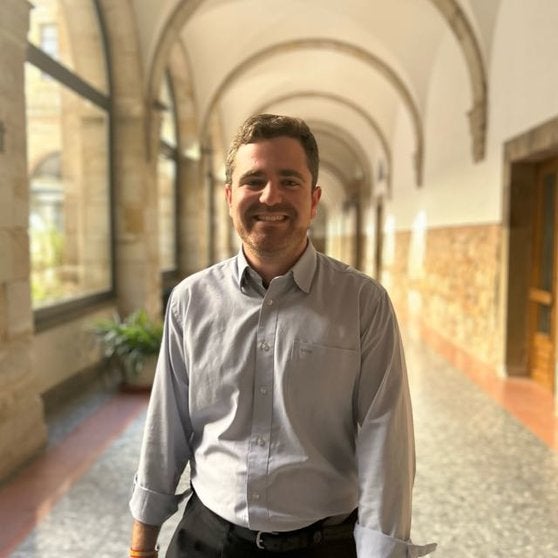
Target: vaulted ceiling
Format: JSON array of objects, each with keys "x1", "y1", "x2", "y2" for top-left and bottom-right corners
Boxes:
[{"x1": 130, "y1": 0, "x2": 501, "y2": 207}]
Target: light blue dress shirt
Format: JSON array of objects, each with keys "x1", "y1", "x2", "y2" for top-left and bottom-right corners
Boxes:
[{"x1": 130, "y1": 242, "x2": 436, "y2": 557}]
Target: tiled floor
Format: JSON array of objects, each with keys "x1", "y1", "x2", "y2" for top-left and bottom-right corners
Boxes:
[{"x1": 1, "y1": 332, "x2": 557, "y2": 557}]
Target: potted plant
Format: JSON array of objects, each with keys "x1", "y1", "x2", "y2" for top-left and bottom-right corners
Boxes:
[{"x1": 94, "y1": 309, "x2": 163, "y2": 390}]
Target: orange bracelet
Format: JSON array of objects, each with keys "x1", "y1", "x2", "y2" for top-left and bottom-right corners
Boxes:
[{"x1": 129, "y1": 548, "x2": 158, "y2": 558}]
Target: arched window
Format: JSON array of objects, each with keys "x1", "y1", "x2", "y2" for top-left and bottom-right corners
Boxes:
[
  {"x1": 157, "y1": 72, "x2": 178, "y2": 274},
  {"x1": 25, "y1": 0, "x2": 112, "y2": 319}
]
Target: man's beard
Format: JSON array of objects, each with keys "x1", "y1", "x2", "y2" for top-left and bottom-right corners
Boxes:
[{"x1": 236, "y1": 203, "x2": 307, "y2": 259}]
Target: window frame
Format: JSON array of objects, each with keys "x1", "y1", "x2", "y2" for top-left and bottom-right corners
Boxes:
[
  {"x1": 27, "y1": 0, "x2": 115, "y2": 332},
  {"x1": 158, "y1": 71, "x2": 180, "y2": 284}
]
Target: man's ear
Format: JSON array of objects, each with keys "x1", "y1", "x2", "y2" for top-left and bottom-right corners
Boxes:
[
  {"x1": 224, "y1": 184, "x2": 232, "y2": 207},
  {"x1": 310, "y1": 186, "x2": 322, "y2": 219}
]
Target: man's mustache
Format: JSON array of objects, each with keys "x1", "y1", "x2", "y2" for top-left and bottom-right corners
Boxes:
[{"x1": 246, "y1": 204, "x2": 297, "y2": 218}]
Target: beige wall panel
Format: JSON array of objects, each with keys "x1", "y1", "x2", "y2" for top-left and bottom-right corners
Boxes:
[{"x1": 33, "y1": 305, "x2": 117, "y2": 395}]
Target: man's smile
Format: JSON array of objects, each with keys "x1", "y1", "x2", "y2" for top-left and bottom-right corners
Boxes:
[{"x1": 254, "y1": 214, "x2": 288, "y2": 222}]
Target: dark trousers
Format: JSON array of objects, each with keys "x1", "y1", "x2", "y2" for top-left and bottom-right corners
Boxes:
[{"x1": 166, "y1": 492, "x2": 357, "y2": 558}]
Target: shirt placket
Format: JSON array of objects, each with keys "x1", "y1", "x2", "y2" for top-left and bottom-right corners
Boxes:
[{"x1": 246, "y1": 285, "x2": 280, "y2": 528}]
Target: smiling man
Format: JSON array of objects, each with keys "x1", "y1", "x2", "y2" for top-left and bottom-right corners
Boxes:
[
  {"x1": 225, "y1": 132, "x2": 321, "y2": 285},
  {"x1": 129, "y1": 114, "x2": 436, "y2": 558}
]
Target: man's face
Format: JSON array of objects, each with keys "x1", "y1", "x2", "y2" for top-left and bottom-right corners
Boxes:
[{"x1": 225, "y1": 136, "x2": 321, "y2": 263}]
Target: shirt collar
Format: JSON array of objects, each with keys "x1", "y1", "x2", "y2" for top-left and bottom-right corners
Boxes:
[
  {"x1": 234, "y1": 241, "x2": 317, "y2": 294},
  {"x1": 236, "y1": 249, "x2": 254, "y2": 290},
  {"x1": 291, "y1": 241, "x2": 317, "y2": 293}
]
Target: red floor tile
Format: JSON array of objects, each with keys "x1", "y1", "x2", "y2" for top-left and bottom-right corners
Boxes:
[{"x1": 420, "y1": 321, "x2": 558, "y2": 451}]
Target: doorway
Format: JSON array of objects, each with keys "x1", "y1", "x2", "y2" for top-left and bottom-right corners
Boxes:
[
  {"x1": 505, "y1": 118, "x2": 558, "y2": 400},
  {"x1": 527, "y1": 159, "x2": 557, "y2": 391}
]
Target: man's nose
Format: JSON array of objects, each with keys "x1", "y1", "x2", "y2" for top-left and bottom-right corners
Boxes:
[{"x1": 259, "y1": 181, "x2": 282, "y2": 205}]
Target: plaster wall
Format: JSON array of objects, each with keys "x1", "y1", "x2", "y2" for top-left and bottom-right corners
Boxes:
[
  {"x1": 387, "y1": 102, "x2": 420, "y2": 230},
  {"x1": 489, "y1": 0, "x2": 558, "y2": 150},
  {"x1": 390, "y1": 27, "x2": 500, "y2": 231}
]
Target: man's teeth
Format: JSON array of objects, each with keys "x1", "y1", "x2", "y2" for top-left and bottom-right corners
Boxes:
[{"x1": 256, "y1": 215, "x2": 285, "y2": 221}]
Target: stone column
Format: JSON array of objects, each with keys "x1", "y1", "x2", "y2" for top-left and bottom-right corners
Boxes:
[
  {"x1": 99, "y1": 0, "x2": 161, "y2": 319},
  {"x1": 0, "y1": 0, "x2": 48, "y2": 482},
  {"x1": 112, "y1": 100, "x2": 161, "y2": 318},
  {"x1": 342, "y1": 198, "x2": 358, "y2": 268},
  {"x1": 177, "y1": 155, "x2": 203, "y2": 277}
]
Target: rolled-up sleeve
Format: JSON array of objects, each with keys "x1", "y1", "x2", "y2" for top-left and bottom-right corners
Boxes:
[
  {"x1": 355, "y1": 524, "x2": 437, "y2": 557},
  {"x1": 129, "y1": 291, "x2": 193, "y2": 526},
  {"x1": 355, "y1": 288, "x2": 436, "y2": 557}
]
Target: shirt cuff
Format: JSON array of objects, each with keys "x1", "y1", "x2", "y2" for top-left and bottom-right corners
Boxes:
[
  {"x1": 129, "y1": 475, "x2": 189, "y2": 526},
  {"x1": 354, "y1": 523, "x2": 437, "y2": 557}
]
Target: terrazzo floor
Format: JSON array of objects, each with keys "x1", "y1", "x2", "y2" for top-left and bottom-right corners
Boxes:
[{"x1": 1, "y1": 331, "x2": 557, "y2": 557}]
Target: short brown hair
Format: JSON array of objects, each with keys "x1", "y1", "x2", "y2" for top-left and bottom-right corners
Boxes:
[{"x1": 225, "y1": 114, "x2": 319, "y2": 187}]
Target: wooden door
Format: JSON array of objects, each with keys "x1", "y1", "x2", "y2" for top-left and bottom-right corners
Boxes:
[{"x1": 528, "y1": 159, "x2": 558, "y2": 391}]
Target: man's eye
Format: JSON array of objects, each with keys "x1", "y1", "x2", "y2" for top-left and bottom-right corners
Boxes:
[
  {"x1": 243, "y1": 179, "x2": 264, "y2": 188},
  {"x1": 283, "y1": 179, "x2": 300, "y2": 188}
]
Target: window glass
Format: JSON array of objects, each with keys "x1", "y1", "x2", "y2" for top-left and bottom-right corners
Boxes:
[
  {"x1": 158, "y1": 74, "x2": 178, "y2": 272},
  {"x1": 539, "y1": 173, "x2": 555, "y2": 292},
  {"x1": 538, "y1": 305, "x2": 551, "y2": 335},
  {"x1": 28, "y1": 0, "x2": 108, "y2": 94},
  {"x1": 158, "y1": 153, "x2": 177, "y2": 272},
  {"x1": 26, "y1": 62, "x2": 111, "y2": 308},
  {"x1": 40, "y1": 23, "x2": 59, "y2": 58},
  {"x1": 159, "y1": 76, "x2": 177, "y2": 146}
]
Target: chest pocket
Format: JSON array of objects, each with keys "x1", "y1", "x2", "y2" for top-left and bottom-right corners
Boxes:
[{"x1": 286, "y1": 340, "x2": 360, "y2": 432}]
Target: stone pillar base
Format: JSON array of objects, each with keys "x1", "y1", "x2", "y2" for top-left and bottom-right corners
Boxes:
[{"x1": 0, "y1": 396, "x2": 46, "y2": 482}]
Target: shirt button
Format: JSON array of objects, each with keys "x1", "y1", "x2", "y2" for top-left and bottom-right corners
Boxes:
[
  {"x1": 260, "y1": 342, "x2": 270, "y2": 351},
  {"x1": 267, "y1": 299, "x2": 274, "y2": 306},
  {"x1": 259, "y1": 386, "x2": 268, "y2": 395},
  {"x1": 253, "y1": 492, "x2": 261, "y2": 500}
]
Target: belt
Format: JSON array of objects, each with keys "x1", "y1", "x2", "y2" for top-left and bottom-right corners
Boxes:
[{"x1": 231, "y1": 512, "x2": 357, "y2": 552}]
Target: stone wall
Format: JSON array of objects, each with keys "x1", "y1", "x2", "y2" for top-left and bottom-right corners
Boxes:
[
  {"x1": 386, "y1": 225, "x2": 503, "y2": 375},
  {"x1": 382, "y1": 230, "x2": 411, "y2": 318},
  {"x1": 168, "y1": 43, "x2": 205, "y2": 278},
  {"x1": 422, "y1": 225, "x2": 502, "y2": 370},
  {"x1": 0, "y1": 0, "x2": 48, "y2": 482},
  {"x1": 100, "y1": 0, "x2": 161, "y2": 320}
]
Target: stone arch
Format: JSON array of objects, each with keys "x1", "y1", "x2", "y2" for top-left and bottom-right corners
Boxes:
[
  {"x1": 305, "y1": 121, "x2": 372, "y2": 199},
  {"x1": 146, "y1": 0, "x2": 488, "y2": 166},
  {"x1": 167, "y1": 40, "x2": 199, "y2": 150},
  {"x1": 30, "y1": 150, "x2": 61, "y2": 179},
  {"x1": 319, "y1": 159, "x2": 353, "y2": 189},
  {"x1": 429, "y1": 0, "x2": 488, "y2": 161},
  {"x1": 53, "y1": 0, "x2": 108, "y2": 92},
  {"x1": 146, "y1": 0, "x2": 205, "y2": 102},
  {"x1": 257, "y1": 91, "x2": 391, "y2": 196},
  {"x1": 200, "y1": 38, "x2": 424, "y2": 185}
]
